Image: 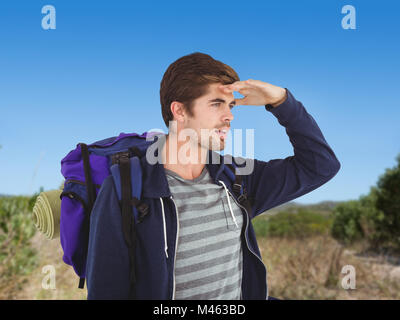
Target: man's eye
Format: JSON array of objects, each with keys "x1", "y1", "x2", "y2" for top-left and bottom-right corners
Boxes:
[{"x1": 211, "y1": 103, "x2": 234, "y2": 109}]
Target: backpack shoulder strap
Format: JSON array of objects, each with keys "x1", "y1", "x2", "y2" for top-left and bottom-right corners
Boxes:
[
  {"x1": 223, "y1": 162, "x2": 254, "y2": 217},
  {"x1": 110, "y1": 148, "x2": 149, "y2": 299},
  {"x1": 110, "y1": 148, "x2": 149, "y2": 223},
  {"x1": 78, "y1": 143, "x2": 97, "y2": 289},
  {"x1": 79, "y1": 143, "x2": 97, "y2": 212},
  {"x1": 223, "y1": 162, "x2": 244, "y2": 198}
]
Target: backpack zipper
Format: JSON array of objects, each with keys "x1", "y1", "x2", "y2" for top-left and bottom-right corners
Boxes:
[{"x1": 64, "y1": 179, "x2": 101, "y2": 189}]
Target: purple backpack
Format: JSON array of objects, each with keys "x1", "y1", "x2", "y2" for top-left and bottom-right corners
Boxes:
[{"x1": 59, "y1": 131, "x2": 162, "y2": 289}]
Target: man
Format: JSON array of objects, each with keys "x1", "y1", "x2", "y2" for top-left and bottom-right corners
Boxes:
[{"x1": 86, "y1": 52, "x2": 340, "y2": 300}]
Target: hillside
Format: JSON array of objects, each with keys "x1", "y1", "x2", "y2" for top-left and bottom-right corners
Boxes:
[{"x1": 261, "y1": 200, "x2": 344, "y2": 216}]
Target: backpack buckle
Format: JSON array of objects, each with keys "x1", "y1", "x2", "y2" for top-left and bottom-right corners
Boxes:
[
  {"x1": 237, "y1": 193, "x2": 247, "y2": 205},
  {"x1": 125, "y1": 198, "x2": 149, "y2": 223},
  {"x1": 232, "y1": 183, "x2": 242, "y2": 195},
  {"x1": 137, "y1": 201, "x2": 149, "y2": 222},
  {"x1": 111, "y1": 151, "x2": 130, "y2": 165}
]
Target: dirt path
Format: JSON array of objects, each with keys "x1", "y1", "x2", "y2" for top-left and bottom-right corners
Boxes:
[
  {"x1": 343, "y1": 248, "x2": 400, "y2": 286},
  {"x1": 14, "y1": 232, "x2": 87, "y2": 300}
]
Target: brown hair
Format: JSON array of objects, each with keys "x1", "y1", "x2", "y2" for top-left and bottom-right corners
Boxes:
[{"x1": 160, "y1": 52, "x2": 240, "y2": 128}]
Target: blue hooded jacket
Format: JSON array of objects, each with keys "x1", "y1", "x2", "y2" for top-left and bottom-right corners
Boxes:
[{"x1": 86, "y1": 88, "x2": 341, "y2": 300}]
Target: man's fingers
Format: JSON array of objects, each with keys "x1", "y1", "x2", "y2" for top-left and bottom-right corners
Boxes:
[
  {"x1": 234, "y1": 97, "x2": 248, "y2": 106},
  {"x1": 220, "y1": 80, "x2": 251, "y2": 92},
  {"x1": 220, "y1": 86, "x2": 232, "y2": 93}
]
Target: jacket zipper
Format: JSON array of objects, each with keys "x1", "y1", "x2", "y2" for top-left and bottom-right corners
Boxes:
[
  {"x1": 225, "y1": 188, "x2": 269, "y2": 299},
  {"x1": 159, "y1": 198, "x2": 169, "y2": 258},
  {"x1": 170, "y1": 195, "x2": 179, "y2": 300}
]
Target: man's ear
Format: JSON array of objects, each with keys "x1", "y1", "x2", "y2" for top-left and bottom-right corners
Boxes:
[{"x1": 170, "y1": 101, "x2": 186, "y2": 122}]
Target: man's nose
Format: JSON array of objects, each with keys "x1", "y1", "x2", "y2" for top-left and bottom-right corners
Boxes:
[{"x1": 223, "y1": 105, "x2": 234, "y2": 123}]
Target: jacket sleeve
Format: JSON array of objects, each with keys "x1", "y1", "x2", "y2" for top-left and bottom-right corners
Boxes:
[
  {"x1": 241, "y1": 88, "x2": 341, "y2": 218},
  {"x1": 86, "y1": 175, "x2": 131, "y2": 299}
]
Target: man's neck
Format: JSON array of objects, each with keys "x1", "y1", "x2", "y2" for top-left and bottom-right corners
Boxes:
[{"x1": 161, "y1": 133, "x2": 208, "y2": 180}]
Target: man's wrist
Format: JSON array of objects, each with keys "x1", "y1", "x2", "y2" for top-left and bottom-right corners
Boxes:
[{"x1": 269, "y1": 88, "x2": 288, "y2": 108}]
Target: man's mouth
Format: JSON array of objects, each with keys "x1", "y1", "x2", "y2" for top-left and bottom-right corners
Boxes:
[{"x1": 215, "y1": 127, "x2": 229, "y2": 140}]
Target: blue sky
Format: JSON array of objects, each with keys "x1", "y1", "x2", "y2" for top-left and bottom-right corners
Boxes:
[{"x1": 0, "y1": 0, "x2": 399, "y2": 204}]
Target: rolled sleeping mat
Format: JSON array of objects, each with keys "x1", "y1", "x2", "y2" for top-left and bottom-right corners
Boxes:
[{"x1": 32, "y1": 189, "x2": 62, "y2": 240}]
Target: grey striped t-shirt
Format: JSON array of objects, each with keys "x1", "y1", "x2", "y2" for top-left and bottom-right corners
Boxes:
[{"x1": 165, "y1": 166, "x2": 244, "y2": 300}]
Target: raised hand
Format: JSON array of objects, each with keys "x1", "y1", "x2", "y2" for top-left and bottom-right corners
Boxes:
[{"x1": 219, "y1": 79, "x2": 287, "y2": 107}]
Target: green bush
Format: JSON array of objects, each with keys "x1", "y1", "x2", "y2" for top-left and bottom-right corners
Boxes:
[
  {"x1": 330, "y1": 187, "x2": 388, "y2": 247},
  {"x1": 330, "y1": 153, "x2": 400, "y2": 250},
  {"x1": 252, "y1": 216, "x2": 269, "y2": 238},
  {"x1": 374, "y1": 154, "x2": 400, "y2": 249},
  {"x1": 253, "y1": 209, "x2": 332, "y2": 239},
  {"x1": 0, "y1": 193, "x2": 39, "y2": 293},
  {"x1": 358, "y1": 187, "x2": 386, "y2": 247},
  {"x1": 330, "y1": 200, "x2": 365, "y2": 245}
]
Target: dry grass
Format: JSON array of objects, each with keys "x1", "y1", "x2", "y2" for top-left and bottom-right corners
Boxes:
[
  {"x1": 5, "y1": 231, "x2": 400, "y2": 300},
  {"x1": 12, "y1": 232, "x2": 87, "y2": 300},
  {"x1": 259, "y1": 235, "x2": 400, "y2": 300}
]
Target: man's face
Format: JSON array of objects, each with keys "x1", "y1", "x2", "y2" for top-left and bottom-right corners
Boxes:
[{"x1": 183, "y1": 83, "x2": 235, "y2": 152}]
